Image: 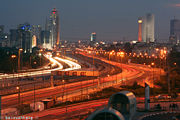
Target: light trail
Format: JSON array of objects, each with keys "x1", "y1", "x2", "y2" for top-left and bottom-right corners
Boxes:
[
  {"x1": 54, "y1": 57, "x2": 81, "y2": 71},
  {"x1": 0, "y1": 53, "x2": 81, "y2": 80}
]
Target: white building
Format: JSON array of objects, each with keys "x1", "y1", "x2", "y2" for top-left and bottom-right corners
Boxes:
[{"x1": 141, "y1": 13, "x2": 155, "y2": 43}]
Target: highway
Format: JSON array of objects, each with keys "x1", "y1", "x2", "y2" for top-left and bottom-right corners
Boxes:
[
  {"x1": 1, "y1": 52, "x2": 162, "y2": 110},
  {"x1": 0, "y1": 54, "x2": 82, "y2": 96},
  {"x1": 79, "y1": 51, "x2": 163, "y2": 87},
  {"x1": 23, "y1": 98, "x2": 180, "y2": 120},
  {"x1": 0, "y1": 54, "x2": 81, "y2": 80}
]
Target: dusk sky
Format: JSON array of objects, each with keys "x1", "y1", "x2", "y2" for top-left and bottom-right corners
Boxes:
[{"x1": 1, "y1": 0, "x2": 180, "y2": 42}]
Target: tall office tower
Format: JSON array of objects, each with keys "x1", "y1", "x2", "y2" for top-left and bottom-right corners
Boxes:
[
  {"x1": 146, "y1": 13, "x2": 155, "y2": 43},
  {"x1": 45, "y1": 8, "x2": 60, "y2": 49},
  {"x1": 10, "y1": 29, "x2": 18, "y2": 47},
  {"x1": 140, "y1": 13, "x2": 155, "y2": 43},
  {"x1": 17, "y1": 23, "x2": 32, "y2": 53},
  {"x1": 0, "y1": 25, "x2": 10, "y2": 47},
  {"x1": 169, "y1": 18, "x2": 180, "y2": 45},
  {"x1": 32, "y1": 25, "x2": 41, "y2": 47},
  {"x1": 32, "y1": 35, "x2": 37, "y2": 48},
  {"x1": 41, "y1": 30, "x2": 50, "y2": 48},
  {"x1": 91, "y1": 32, "x2": 96, "y2": 42},
  {"x1": 0, "y1": 25, "x2": 4, "y2": 35},
  {"x1": 138, "y1": 18, "x2": 143, "y2": 42},
  {"x1": 90, "y1": 32, "x2": 96, "y2": 47}
]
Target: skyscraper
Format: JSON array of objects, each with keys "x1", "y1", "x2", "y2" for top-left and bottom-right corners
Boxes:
[
  {"x1": 44, "y1": 8, "x2": 60, "y2": 49},
  {"x1": 139, "y1": 13, "x2": 155, "y2": 43},
  {"x1": 0, "y1": 25, "x2": 10, "y2": 47},
  {"x1": 10, "y1": 29, "x2": 18, "y2": 47},
  {"x1": 91, "y1": 32, "x2": 96, "y2": 42},
  {"x1": 41, "y1": 30, "x2": 50, "y2": 47},
  {"x1": 169, "y1": 18, "x2": 180, "y2": 45},
  {"x1": 32, "y1": 25, "x2": 41, "y2": 47},
  {"x1": 90, "y1": 32, "x2": 97, "y2": 47},
  {"x1": 0, "y1": 25, "x2": 4, "y2": 35},
  {"x1": 17, "y1": 23, "x2": 32, "y2": 53}
]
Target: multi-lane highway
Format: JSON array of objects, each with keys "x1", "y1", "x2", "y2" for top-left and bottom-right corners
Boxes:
[
  {"x1": 0, "y1": 54, "x2": 82, "y2": 96},
  {"x1": 0, "y1": 54, "x2": 81, "y2": 80},
  {"x1": 1, "y1": 51, "x2": 163, "y2": 111}
]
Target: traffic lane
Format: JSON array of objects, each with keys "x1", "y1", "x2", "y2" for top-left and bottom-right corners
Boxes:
[
  {"x1": 1, "y1": 79, "x2": 99, "y2": 108},
  {"x1": 2, "y1": 55, "x2": 153, "y2": 108},
  {"x1": 2, "y1": 63, "x2": 145, "y2": 108},
  {"x1": 23, "y1": 99, "x2": 108, "y2": 119},
  {"x1": 24, "y1": 96, "x2": 180, "y2": 120}
]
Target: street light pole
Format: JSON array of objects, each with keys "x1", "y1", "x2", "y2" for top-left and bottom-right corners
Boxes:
[
  {"x1": 167, "y1": 57, "x2": 171, "y2": 94},
  {"x1": 11, "y1": 55, "x2": 16, "y2": 74},
  {"x1": 62, "y1": 80, "x2": 65, "y2": 102},
  {"x1": 34, "y1": 83, "x2": 36, "y2": 111},
  {"x1": 65, "y1": 81, "x2": 68, "y2": 120},
  {"x1": 16, "y1": 86, "x2": 20, "y2": 110},
  {"x1": 93, "y1": 50, "x2": 95, "y2": 90},
  {"x1": 40, "y1": 49, "x2": 43, "y2": 66},
  {"x1": 119, "y1": 51, "x2": 124, "y2": 85},
  {"x1": 18, "y1": 48, "x2": 23, "y2": 71},
  {"x1": 151, "y1": 62, "x2": 155, "y2": 88}
]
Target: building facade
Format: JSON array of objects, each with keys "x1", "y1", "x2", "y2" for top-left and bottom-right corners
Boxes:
[
  {"x1": 90, "y1": 32, "x2": 96, "y2": 47},
  {"x1": 0, "y1": 25, "x2": 10, "y2": 47},
  {"x1": 169, "y1": 19, "x2": 180, "y2": 45},
  {"x1": 44, "y1": 8, "x2": 60, "y2": 49},
  {"x1": 139, "y1": 13, "x2": 155, "y2": 43},
  {"x1": 31, "y1": 25, "x2": 41, "y2": 47}
]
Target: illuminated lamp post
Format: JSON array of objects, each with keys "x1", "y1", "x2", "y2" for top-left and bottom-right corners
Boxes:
[
  {"x1": 34, "y1": 83, "x2": 36, "y2": 111},
  {"x1": 11, "y1": 55, "x2": 17, "y2": 73},
  {"x1": 18, "y1": 48, "x2": 23, "y2": 72},
  {"x1": 151, "y1": 62, "x2": 155, "y2": 88},
  {"x1": 93, "y1": 49, "x2": 95, "y2": 90},
  {"x1": 62, "y1": 80, "x2": 65, "y2": 102},
  {"x1": 39, "y1": 49, "x2": 43, "y2": 66},
  {"x1": 16, "y1": 86, "x2": 21, "y2": 108},
  {"x1": 108, "y1": 51, "x2": 113, "y2": 74},
  {"x1": 118, "y1": 51, "x2": 125, "y2": 85}
]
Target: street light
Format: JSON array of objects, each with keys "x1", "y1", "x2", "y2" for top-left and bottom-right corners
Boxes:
[
  {"x1": 34, "y1": 83, "x2": 36, "y2": 111},
  {"x1": 11, "y1": 55, "x2": 16, "y2": 73},
  {"x1": 151, "y1": 62, "x2": 155, "y2": 88},
  {"x1": 62, "y1": 80, "x2": 65, "y2": 102},
  {"x1": 39, "y1": 49, "x2": 43, "y2": 66},
  {"x1": 16, "y1": 86, "x2": 21, "y2": 108},
  {"x1": 118, "y1": 51, "x2": 125, "y2": 85},
  {"x1": 18, "y1": 48, "x2": 23, "y2": 71}
]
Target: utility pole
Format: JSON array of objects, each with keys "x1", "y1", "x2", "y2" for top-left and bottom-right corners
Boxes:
[
  {"x1": 0, "y1": 96, "x2": 1, "y2": 119},
  {"x1": 34, "y1": 83, "x2": 36, "y2": 111},
  {"x1": 51, "y1": 74, "x2": 54, "y2": 87},
  {"x1": 167, "y1": 59, "x2": 171, "y2": 94}
]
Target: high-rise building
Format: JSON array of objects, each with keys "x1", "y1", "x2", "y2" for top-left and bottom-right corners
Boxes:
[
  {"x1": 32, "y1": 25, "x2": 41, "y2": 47},
  {"x1": 169, "y1": 18, "x2": 180, "y2": 45},
  {"x1": 90, "y1": 32, "x2": 97, "y2": 47},
  {"x1": 17, "y1": 23, "x2": 32, "y2": 53},
  {"x1": 91, "y1": 32, "x2": 96, "y2": 42},
  {"x1": 44, "y1": 8, "x2": 60, "y2": 49},
  {"x1": 139, "y1": 13, "x2": 155, "y2": 43},
  {"x1": 10, "y1": 29, "x2": 18, "y2": 47},
  {"x1": 41, "y1": 30, "x2": 50, "y2": 48},
  {"x1": 0, "y1": 25, "x2": 4, "y2": 35},
  {"x1": 0, "y1": 25, "x2": 10, "y2": 47}
]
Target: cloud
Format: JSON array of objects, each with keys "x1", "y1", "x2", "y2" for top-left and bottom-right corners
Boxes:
[{"x1": 170, "y1": 3, "x2": 180, "y2": 7}]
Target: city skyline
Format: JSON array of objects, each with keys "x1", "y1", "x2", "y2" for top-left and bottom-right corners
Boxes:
[{"x1": 1, "y1": 0, "x2": 180, "y2": 42}]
